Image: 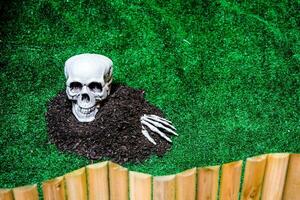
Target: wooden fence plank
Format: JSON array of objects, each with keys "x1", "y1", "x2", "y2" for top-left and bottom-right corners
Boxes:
[
  {"x1": 282, "y1": 154, "x2": 300, "y2": 200},
  {"x1": 129, "y1": 171, "x2": 151, "y2": 200},
  {"x1": 219, "y1": 160, "x2": 243, "y2": 200},
  {"x1": 43, "y1": 176, "x2": 66, "y2": 200},
  {"x1": 176, "y1": 168, "x2": 197, "y2": 200},
  {"x1": 261, "y1": 153, "x2": 289, "y2": 200},
  {"x1": 109, "y1": 162, "x2": 128, "y2": 200},
  {"x1": 65, "y1": 167, "x2": 87, "y2": 200},
  {"x1": 153, "y1": 175, "x2": 175, "y2": 200},
  {"x1": 197, "y1": 165, "x2": 220, "y2": 200},
  {"x1": 241, "y1": 155, "x2": 267, "y2": 200},
  {"x1": 0, "y1": 189, "x2": 13, "y2": 200},
  {"x1": 13, "y1": 185, "x2": 39, "y2": 200},
  {"x1": 87, "y1": 161, "x2": 109, "y2": 200}
]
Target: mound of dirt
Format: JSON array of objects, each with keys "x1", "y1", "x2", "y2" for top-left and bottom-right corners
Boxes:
[{"x1": 46, "y1": 84, "x2": 172, "y2": 164}]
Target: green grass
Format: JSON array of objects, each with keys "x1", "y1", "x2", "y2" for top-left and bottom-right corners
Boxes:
[{"x1": 0, "y1": 0, "x2": 299, "y2": 190}]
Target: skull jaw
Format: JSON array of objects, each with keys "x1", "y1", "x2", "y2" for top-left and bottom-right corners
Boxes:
[{"x1": 72, "y1": 103, "x2": 98, "y2": 122}]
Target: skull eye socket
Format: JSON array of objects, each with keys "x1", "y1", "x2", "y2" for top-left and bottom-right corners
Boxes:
[
  {"x1": 88, "y1": 82, "x2": 102, "y2": 93},
  {"x1": 70, "y1": 82, "x2": 82, "y2": 92}
]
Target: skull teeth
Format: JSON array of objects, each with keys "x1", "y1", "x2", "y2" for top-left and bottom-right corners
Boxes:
[{"x1": 78, "y1": 106, "x2": 96, "y2": 114}]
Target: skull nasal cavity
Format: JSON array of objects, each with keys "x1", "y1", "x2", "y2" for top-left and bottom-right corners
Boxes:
[{"x1": 81, "y1": 94, "x2": 90, "y2": 102}]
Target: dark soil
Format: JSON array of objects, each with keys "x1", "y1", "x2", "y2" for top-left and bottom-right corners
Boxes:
[{"x1": 46, "y1": 84, "x2": 172, "y2": 164}]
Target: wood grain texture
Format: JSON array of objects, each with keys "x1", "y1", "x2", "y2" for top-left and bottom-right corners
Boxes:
[
  {"x1": 219, "y1": 160, "x2": 243, "y2": 200},
  {"x1": 176, "y1": 168, "x2": 197, "y2": 200},
  {"x1": 13, "y1": 185, "x2": 39, "y2": 200},
  {"x1": 282, "y1": 154, "x2": 300, "y2": 200},
  {"x1": 87, "y1": 161, "x2": 109, "y2": 200},
  {"x1": 43, "y1": 176, "x2": 66, "y2": 200},
  {"x1": 197, "y1": 165, "x2": 220, "y2": 200},
  {"x1": 241, "y1": 155, "x2": 267, "y2": 200},
  {"x1": 129, "y1": 171, "x2": 151, "y2": 200},
  {"x1": 0, "y1": 189, "x2": 13, "y2": 200},
  {"x1": 65, "y1": 167, "x2": 87, "y2": 200},
  {"x1": 261, "y1": 153, "x2": 289, "y2": 200},
  {"x1": 109, "y1": 162, "x2": 128, "y2": 200},
  {"x1": 153, "y1": 175, "x2": 175, "y2": 200}
]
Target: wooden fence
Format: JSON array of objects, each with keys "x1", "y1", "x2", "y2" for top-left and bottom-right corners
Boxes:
[{"x1": 0, "y1": 153, "x2": 299, "y2": 200}]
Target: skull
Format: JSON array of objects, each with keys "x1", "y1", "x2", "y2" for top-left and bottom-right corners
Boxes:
[{"x1": 64, "y1": 53, "x2": 113, "y2": 122}]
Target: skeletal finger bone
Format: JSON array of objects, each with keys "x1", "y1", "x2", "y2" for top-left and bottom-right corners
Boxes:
[
  {"x1": 143, "y1": 115, "x2": 176, "y2": 130},
  {"x1": 148, "y1": 114, "x2": 172, "y2": 124},
  {"x1": 141, "y1": 126, "x2": 157, "y2": 145},
  {"x1": 142, "y1": 116, "x2": 178, "y2": 136},
  {"x1": 143, "y1": 115, "x2": 177, "y2": 131},
  {"x1": 141, "y1": 120, "x2": 172, "y2": 143}
]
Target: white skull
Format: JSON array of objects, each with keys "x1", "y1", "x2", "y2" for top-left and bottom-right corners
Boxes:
[{"x1": 64, "y1": 53, "x2": 113, "y2": 122}]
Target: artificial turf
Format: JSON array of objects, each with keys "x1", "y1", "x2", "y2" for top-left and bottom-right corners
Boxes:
[{"x1": 0, "y1": 0, "x2": 299, "y2": 190}]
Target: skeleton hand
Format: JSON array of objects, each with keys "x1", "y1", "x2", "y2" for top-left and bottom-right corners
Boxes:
[{"x1": 140, "y1": 114, "x2": 178, "y2": 145}]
